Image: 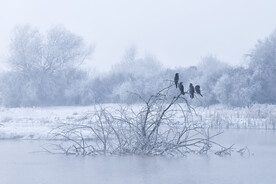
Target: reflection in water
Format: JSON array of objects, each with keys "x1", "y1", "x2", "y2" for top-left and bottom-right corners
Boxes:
[{"x1": 0, "y1": 130, "x2": 276, "y2": 184}]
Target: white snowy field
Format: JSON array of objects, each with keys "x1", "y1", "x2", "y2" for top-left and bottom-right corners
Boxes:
[
  {"x1": 197, "y1": 104, "x2": 276, "y2": 129},
  {"x1": 0, "y1": 104, "x2": 275, "y2": 140},
  {"x1": 0, "y1": 106, "x2": 93, "y2": 139}
]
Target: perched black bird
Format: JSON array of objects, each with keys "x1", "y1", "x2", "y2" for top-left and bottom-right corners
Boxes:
[
  {"x1": 195, "y1": 85, "x2": 203, "y2": 96},
  {"x1": 179, "y1": 82, "x2": 185, "y2": 95},
  {"x1": 189, "y1": 83, "x2": 195, "y2": 99},
  {"x1": 174, "y1": 73, "x2": 179, "y2": 88}
]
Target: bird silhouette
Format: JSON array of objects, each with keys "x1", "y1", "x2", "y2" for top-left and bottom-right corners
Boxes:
[
  {"x1": 174, "y1": 73, "x2": 179, "y2": 88},
  {"x1": 195, "y1": 85, "x2": 203, "y2": 96},
  {"x1": 189, "y1": 83, "x2": 195, "y2": 99},
  {"x1": 179, "y1": 82, "x2": 185, "y2": 95}
]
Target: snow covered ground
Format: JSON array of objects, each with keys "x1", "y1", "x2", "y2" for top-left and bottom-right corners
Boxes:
[
  {"x1": 197, "y1": 104, "x2": 276, "y2": 129},
  {"x1": 0, "y1": 104, "x2": 275, "y2": 140},
  {"x1": 0, "y1": 106, "x2": 94, "y2": 139}
]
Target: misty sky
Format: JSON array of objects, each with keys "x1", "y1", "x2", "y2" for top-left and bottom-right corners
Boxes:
[{"x1": 0, "y1": 0, "x2": 276, "y2": 72}]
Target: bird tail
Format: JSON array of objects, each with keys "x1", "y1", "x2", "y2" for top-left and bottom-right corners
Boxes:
[
  {"x1": 175, "y1": 83, "x2": 178, "y2": 88},
  {"x1": 190, "y1": 94, "x2": 194, "y2": 99}
]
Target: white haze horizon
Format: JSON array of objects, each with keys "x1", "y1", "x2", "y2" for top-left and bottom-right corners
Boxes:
[{"x1": 1, "y1": 0, "x2": 276, "y2": 73}]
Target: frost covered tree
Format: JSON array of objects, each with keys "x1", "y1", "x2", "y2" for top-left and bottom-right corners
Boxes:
[
  {"x1": 111, "y1": 49, "x2": 164, "y2": 103},
  {"x1": 195, "y1": 56, "x2": 230, "y2": 106},
  {"x1": 214, "y1": 67, "x2": 260, "y2": 107},
  {"x1": 248, "y1": 30, "x2": 276, "y2": 104},
  {"x1": 84, "y1": 47, "x2": 165, "y2": 104},
  {"x1": 0, "y1": 25, "x2": 92, "y2": 106}
]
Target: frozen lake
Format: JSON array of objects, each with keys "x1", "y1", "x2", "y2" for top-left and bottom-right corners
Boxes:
[{"x1": 0, "y1": 129, "x2": 276, "y2": 184}]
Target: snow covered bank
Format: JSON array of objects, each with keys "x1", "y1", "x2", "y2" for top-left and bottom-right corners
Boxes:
[
  {"x1": 0, "y1": 106, "x2": 95, "y2": 139},
  {"x1": 0, "y1": 104, "x2": 275, "y2": 140},
  {"x1": 198, "y1": 104, "x2": 276, "y2": 129}
]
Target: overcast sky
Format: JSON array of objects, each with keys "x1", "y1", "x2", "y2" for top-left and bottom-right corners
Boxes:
[{"x1": 0, "y1": 0, "x2": 276, "y2": 72}]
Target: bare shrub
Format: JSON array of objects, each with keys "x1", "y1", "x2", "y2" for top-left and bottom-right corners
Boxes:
[{"x1": 47, "y1": 83, "x2": 235, "y2": 156}]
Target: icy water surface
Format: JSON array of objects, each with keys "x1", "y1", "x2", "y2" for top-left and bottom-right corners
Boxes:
[{"x1": 0, "y1": 130, "x2": 276, "y2": 184}]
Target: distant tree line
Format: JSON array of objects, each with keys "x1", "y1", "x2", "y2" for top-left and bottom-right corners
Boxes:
[{"x1": 0, "y1": 25, "x2": 275, "y2": 107}]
